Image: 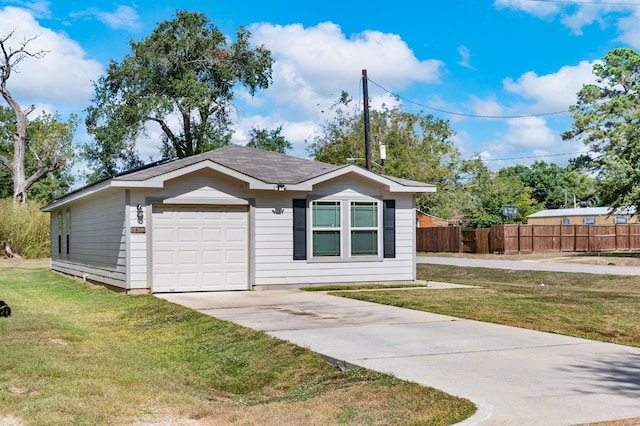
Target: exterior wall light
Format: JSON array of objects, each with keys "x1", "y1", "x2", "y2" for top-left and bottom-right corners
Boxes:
[{"x1": 276, "y1": 183, "x2": 286, "y2": 191}]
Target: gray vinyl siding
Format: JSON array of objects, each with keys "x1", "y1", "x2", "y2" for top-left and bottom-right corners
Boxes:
[
  {"x1": 252, "y1": 179, "x2": 417, "y2": 287},
  {"x1": 50, "y1": 188, "x2": 127, "y2": 288}
]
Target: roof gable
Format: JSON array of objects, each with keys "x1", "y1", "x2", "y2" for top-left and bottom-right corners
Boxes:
[{"x1": 42, "y1": 145, "x2": 435, "y2": 211}]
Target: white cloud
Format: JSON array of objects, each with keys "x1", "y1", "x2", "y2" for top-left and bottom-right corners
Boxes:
[
  {"x1": 494, "y1": 0, "x2": 560, "y2": 18},
  {"x1": 503, "y1": 61, "x2": 596, "y2": 111},
  {"x1": 457, "y1": 45, "x2": 473, "y2": 69},
  {"x1": 69, "y1": 5, "x2": 141, "y2": 32},
  {"x1": 0, "y1": 7, "x2": 103, "y2": 109},
  {"x1": 95, "y1": 6, "x2": 141, "y2": 32},
  {"x1": 503, "y1": 116, "x2": 557, "y2": 149},
  {"x1": 470, "y1": 96, "x2": 504, "y2": 117},
  {"x1": 495, "y1": 0, "x2": 640, "y2": 43},
  {"x1": 617, "y1": 9, "x2": 640, "y2": 49},
  {"x1": 250, "y1": 22, "x2": 443, "y2": 119}
]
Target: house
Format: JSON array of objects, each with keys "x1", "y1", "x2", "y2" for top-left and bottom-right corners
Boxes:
[
  {"x1": 41, "y1": 145, "x2": 435, "y2": 293},
  {"x1": 416, "y1": 210, "x2": 449, "y2": 227},
  {"x1": 526, "y1": 207, "x2": 638, "y2": 226}
]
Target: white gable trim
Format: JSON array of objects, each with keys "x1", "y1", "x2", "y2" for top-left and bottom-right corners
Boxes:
[
  {"x1": 111, "y1": 160, "x2": 267, "y2": 189},
  {"x1": 285, "y1": 165, "x2": 436, "y2": 193}
]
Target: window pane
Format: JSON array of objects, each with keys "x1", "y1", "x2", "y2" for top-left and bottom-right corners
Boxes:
[
  {"x1": 351, "y1": 202, "x2": 377, "y2": 227},
  {"x1": 313, "y1": 231, "x2": 340, "y2": 256},
  {"x1": 313, "y1": 202, "x2": 340, "y2": 228},
  {"x1": 351, "y1": 230, "x2": 377, "y2": 256}
]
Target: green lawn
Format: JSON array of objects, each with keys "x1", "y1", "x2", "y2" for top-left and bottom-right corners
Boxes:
[
  {"x1": 329, "y1": 264, "x2": 640, "y2": 348},
  {"x1": 0, "y1": 267, "x2": 475, "y2": 426}
]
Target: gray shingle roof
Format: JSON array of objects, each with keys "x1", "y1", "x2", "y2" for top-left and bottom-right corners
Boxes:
[{"x1": 114, "y1": 145, "x2": 341, "y2": 184}]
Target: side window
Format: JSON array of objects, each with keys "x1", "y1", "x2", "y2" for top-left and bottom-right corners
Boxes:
[
  {"x1": 350, "y1": 201, "x2": 378, "y2": 256},
  {"x1": 311, "y1": 201, "x2": 341, "y2": 257},
  {"x1": 65, "y1": 210, "x2": 71, "y2": 255},
  {"x1": 583, "y1": 217, "x2": 596, "y2": 225},
  {"x1": 615, "y1": 216, "x2": 627, "y2": 224},
  {"x1": 57, "y1": 212, "x2": 63, "y2": 254},
  {"x1": 561, "y1": 218, "x2": 570, "y2": 225}
]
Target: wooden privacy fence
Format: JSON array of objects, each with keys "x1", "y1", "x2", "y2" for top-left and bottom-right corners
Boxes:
[{"x1": 417, "y1": 224, "x2": 640, "y2": 254}]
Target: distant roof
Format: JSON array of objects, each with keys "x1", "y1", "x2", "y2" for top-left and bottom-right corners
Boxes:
[{"x1": 527, "y1": 207, "x2": 636, "y2": 218}]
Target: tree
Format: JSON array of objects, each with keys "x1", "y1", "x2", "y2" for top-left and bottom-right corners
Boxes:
[
  {"x1": 465, "y1": 172, "x2": 538, "y2": 228},
  {"x1": 84, "y1": 10, "x2": 273, "y2": 181},
  {"x1": 500, "y1": 161, "x2": 596, "y2": 209},
  {"x1": 246, "y1": 126, "x2": 292, "y2": 154},
  {"x1": 307, "y1": 94, "x2": 467, "y2": 219},
  {"x1": 0, "y1": 32, "x2": 76, "y2": 205},
  {"x1": 562, "y1": 48, "x2": 640, "y2": 210}
]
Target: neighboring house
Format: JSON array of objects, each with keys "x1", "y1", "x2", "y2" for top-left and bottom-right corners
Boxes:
[
  {"x1": 416, "y1": 210, "x2": 449, "y2": 227},
  {"x1": 41, "y1": 145, "x2": 435, "y2": 293},
  {"x1": 526, "y1": 207, "x2": 638, "y2": 226}
]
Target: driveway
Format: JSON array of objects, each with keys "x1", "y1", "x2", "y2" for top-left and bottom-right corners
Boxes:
[{"x1": 158, "y1": 289, "x2": 640, "y2": 425}]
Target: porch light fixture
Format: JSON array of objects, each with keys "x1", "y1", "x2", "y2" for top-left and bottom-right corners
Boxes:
[{"x1": 276, "y1": 183, "x2": 286, "y2": 191}]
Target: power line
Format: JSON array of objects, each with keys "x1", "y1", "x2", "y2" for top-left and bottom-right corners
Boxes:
[
  {"x1": 524, "y1": 0, "x2": 640, "y2": 6},
  {"x1": 482, "y1": 151, "x2": 581, "y2": 162},
  {"x1": 366, "y1": 78, "x2": 570, "y2": 119}
]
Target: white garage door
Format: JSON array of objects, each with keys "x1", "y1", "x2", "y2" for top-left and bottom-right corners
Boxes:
[{"x1": 152, "y1": 205, "x2": 249, "y2": 292}]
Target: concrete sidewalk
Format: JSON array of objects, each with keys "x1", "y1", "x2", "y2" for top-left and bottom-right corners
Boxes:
[
  {"x1": 417, "y1": 255, "x2": 640, "y2": 275},
  {"x1": 158, "y1": 290, "x2": 640, "y2": 426}
]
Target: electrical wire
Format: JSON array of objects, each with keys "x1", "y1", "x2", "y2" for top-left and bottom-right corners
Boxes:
[
  {"x1": 481, "y1": 151, "x2": 581, "y2": 162},
  {"x1": 523, "y1": 0, "x2": 640, "y2": 6},
  {"x1": 365, "y1": 77, "x2": 570, "y2": 119}
]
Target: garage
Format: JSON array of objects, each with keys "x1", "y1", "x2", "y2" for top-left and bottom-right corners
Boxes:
[{"x1": 151, "y1": 205, "x2": 249, "y2": 292}]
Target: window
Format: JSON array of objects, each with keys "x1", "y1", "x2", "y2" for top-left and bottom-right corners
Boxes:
[
  {"x1": 561, "y1": 218, "x2": 570, "y2": 225},
  {"x1": 351, "y1": 202, "x2": 378, "y2": 256},
  {"x1": 312, "y1": 201, "x2": 341, "y2": 256},
  {"x1": 584, "y1": 217, "x2": 596, "y2": 225},
  {"x1": 297, "y1": 199, "x2": 393, "y2": 261},
  {"x1": 57, "y1": 212, "x2": 63, "y2": 254},
  {"x1": 615, "y1": 216, "x2": 628, "y2": 224},
  {"x1": 65, "y1": 210, "x2": 71, "y2": 255}
]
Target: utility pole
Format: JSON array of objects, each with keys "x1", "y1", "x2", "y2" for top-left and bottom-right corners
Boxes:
[{"x1": 362, "y1": 69, "x2": 371, "y2": 171}]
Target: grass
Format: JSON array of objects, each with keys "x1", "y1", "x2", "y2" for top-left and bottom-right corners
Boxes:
[
  {"x1": 0, "y1": 265, "x2": 475, "y2": 426},
  {"x1": 329, "y1": 263, "x2": 640, "y2": 348}
]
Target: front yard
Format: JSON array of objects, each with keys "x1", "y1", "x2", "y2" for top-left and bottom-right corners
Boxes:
[{"x1": 0, "y1": 263, "x2": 475, "y2": 426}]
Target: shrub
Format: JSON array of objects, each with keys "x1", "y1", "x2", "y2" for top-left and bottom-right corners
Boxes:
[{"x1": 0, "y1": 198, "x2": 50, "y2": 258}]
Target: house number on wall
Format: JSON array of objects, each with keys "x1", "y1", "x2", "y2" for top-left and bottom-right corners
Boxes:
[{"x1": 130, "y1": 227, "x2": 146, "y2": 234}]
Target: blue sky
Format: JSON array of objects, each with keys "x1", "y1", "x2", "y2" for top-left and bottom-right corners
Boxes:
[{"x1": 1, "y1": 0, "x2": 639, "y2": 180}]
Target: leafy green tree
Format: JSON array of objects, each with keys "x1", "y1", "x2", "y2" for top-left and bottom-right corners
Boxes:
[
  {"x1": 500, "y1": 161, "x2": 596, "y2": 209},
  {"x1": 466, "y1": 172, "x2": 538, "y2": 228},
  {"x1": 562, "y1": 48, "x2": 640, "y2": 210},
  {"x1": 308, "y1": 94, "x2": 465, "y2": 218},
  {"x1": 246, "y1": 126, "x2": 292, "y2": 154},
  {"x1": 84, "y1": 10, "x2": 273, "y2": 181}
]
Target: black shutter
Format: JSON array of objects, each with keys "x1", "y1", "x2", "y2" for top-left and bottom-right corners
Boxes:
[
  {"x1": 383, "y1": 200, "x2": 395, "y2": 258},
  {"x1": 293, "y1": 199, "x2": 307, "y2": 260}
]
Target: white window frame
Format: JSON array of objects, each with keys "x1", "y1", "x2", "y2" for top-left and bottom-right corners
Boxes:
[
  {"x1": 311, "y1": 200, "x2": 342, "y2": 258},
  {"x1": 349, "y1": 201, "x2": 380, "y2": 257},
  {"x1": 615, "y1": 216, "x2": 628, "y2": 224},
  {"x1": 309, "y1": 199, "x2": 382, "y2": 261},
  {"x1": 583, "y1": 217, "x2": 596, "y2": 225}
]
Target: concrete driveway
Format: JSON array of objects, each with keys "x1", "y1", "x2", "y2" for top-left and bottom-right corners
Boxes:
[{"x1": 158, "y1": 289, "x2": 640, "y2": 426}]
